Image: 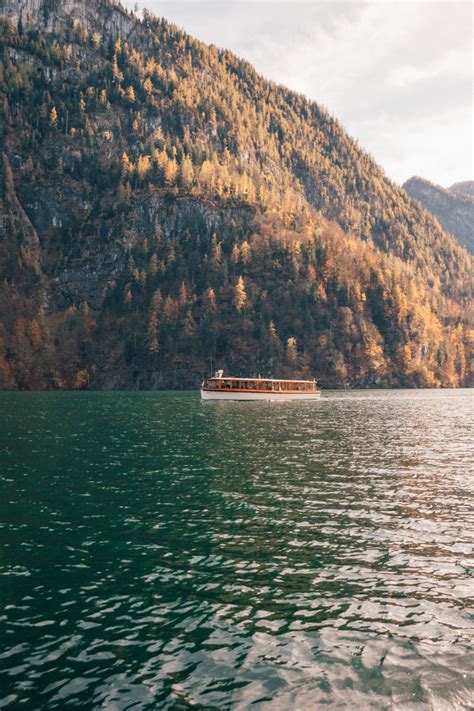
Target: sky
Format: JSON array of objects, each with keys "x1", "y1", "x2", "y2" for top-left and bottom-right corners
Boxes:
[{"x1": 123, "y1": 1, "x2": 473, "y2": 187}]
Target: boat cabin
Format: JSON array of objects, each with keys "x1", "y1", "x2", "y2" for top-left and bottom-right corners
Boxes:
[{"x1": 202, "y1": 376, "x2": 319, "y2": 393}]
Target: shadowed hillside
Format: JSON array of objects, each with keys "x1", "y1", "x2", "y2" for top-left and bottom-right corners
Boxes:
[{"x1": 403, "y1": 177, "x2": 474, "y2": 255}]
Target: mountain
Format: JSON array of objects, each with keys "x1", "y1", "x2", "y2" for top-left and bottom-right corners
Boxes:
[
  {"x1": 0, "y1": 0, "x2": 472, "y2": 389},
  {"x1": 403, "y1": 177, "x2": 474, "y2": 255},
  {"x1": 449, "y1": 181, "x2": 474, "y2": 198}
]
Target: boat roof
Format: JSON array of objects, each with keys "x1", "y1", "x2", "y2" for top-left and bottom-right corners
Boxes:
[{"x1": 207, "y1": 376, "x2": 317, "y2": 383}]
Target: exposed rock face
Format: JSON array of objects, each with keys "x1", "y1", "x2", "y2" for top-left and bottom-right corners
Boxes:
[
  {"x1": 403, "y1": 177, "x2": 474, "y2": 255},
  {"x1": 0, "y1": 0, "x2": 135, "y2": 40}
]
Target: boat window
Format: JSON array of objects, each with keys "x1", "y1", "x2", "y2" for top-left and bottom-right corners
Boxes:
[{"x1": 204, "y1": 378, "x2": 318, "y2": 392}]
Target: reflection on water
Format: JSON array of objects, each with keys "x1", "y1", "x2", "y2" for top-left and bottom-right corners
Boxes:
[{"x1": 0, "y1": 390, "x2": 473, "y2": 709}]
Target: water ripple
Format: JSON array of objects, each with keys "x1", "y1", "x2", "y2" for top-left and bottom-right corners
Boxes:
[{"x1": 0, "y1": 389, "x2": 473, "y2": 709}]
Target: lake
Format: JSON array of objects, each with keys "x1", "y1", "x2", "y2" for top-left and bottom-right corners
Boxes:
[{"x1": 0, "y1": 390, "x2": 473, "y2": 709}]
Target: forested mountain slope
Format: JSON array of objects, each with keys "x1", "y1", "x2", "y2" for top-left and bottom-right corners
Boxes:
[
  {"x1": 0, "y1": 0, "x2": 472, "y2": 388},
  {"x1": 403, "y1": 177, "x2": 474, "y2": 255}
]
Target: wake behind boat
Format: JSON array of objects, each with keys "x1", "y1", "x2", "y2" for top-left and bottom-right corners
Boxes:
[{"x1": 201, "y1": 371, "x2": 321, "y2": 401}]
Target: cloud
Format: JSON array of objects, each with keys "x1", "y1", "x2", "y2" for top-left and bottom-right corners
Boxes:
[{"x1": 123, "y1": 1, "x2": 473, "y2": 186}]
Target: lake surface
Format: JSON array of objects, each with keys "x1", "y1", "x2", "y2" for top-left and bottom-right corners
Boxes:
[{"x1": 0, "y1": 390, "x2": 473, "y2": 709}]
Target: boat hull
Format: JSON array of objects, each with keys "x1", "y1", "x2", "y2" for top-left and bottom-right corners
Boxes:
[{"x1": 201, "y1": 389, "x2": 321, "y2": 401}]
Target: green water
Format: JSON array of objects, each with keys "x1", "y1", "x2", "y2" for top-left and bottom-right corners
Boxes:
[{"x1": 0, "y1": 390, "x2": 473, "y2": 709}]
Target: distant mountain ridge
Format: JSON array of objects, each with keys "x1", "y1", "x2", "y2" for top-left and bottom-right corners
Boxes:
[
  {"x1": 450, "y1": 181, "x2": 474, "y2": 198},
  {"x1": 403, "y1": 177, "x2": 474, "y2": 255},
  {"x1": 0, "y1": 0, "x2": 472, "y2": 389}
]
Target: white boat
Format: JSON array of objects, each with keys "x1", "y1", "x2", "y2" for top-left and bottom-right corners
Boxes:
[{"x1": 201, "y1": 371, "x2": 321, "y2": 401}]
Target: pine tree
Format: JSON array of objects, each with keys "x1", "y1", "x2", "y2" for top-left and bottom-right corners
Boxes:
[
  {"x1": 203, "y1": 287, "x2": 217, "y2": 314},
  {"x1": 136, "y1": 154, "x2": 151, "y2": 181},
  {"x1": 240, "y1": 241, "x2": 251, "y2": 264},
  {"x1": 164, "y1": 158, "x2": 178, "y2": 185},
  {"x1": 268, "y1": 321, "x2": 280, "y2": 347},
  {"x1": 286, "y1": 337, "x2": 298, "y2": 364},
  {"x1": 231, "y1": 244, "x2": 240, "y2": 264},
  {"x1": 146, "y1": 302, "x2": 159, "y2": 353},
  {"x1": 49, "y1": 106, "x2": 58, "y2": 128},
  {"x1": 234, "y1": 276, "x2": 247, "y2": 312},
  {"x1": 180, "y1": 155, "x2": 194, "y2": 189},
  {"x1": 178, "y1": 282, "x2": 188, "y2": 308},
  {"x1": 143, "y1": 77, "x2": 153, "y2": 96},
  {"x1": 121, "y1": 151, "x2": 131, "y2": 178},
  {"x1": 149, "y1": 254, "x2": 158, "y2": 277},
  {"x1": 29, "y1": 320, "x2": 42, "y2": 350},
  {"x1": 2, "y1": 154, "x2": 15, "y2": 203}
]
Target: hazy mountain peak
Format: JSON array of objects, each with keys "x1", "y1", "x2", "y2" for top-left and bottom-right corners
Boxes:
[
  {"x1": 449, "y1": 181, "x2": 474, "y2": 198},
  {"x1": 403, "y1": 177, "x2": 474, "y2": 254}
]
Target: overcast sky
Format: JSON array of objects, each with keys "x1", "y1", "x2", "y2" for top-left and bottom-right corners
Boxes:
[{"x1": 123, "y1": 1, "x2": 473, "y2": 188}]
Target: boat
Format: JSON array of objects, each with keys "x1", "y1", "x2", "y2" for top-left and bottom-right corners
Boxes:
[{"x1": 200, "y1": 370, "x2": 321, "y2": 401}]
